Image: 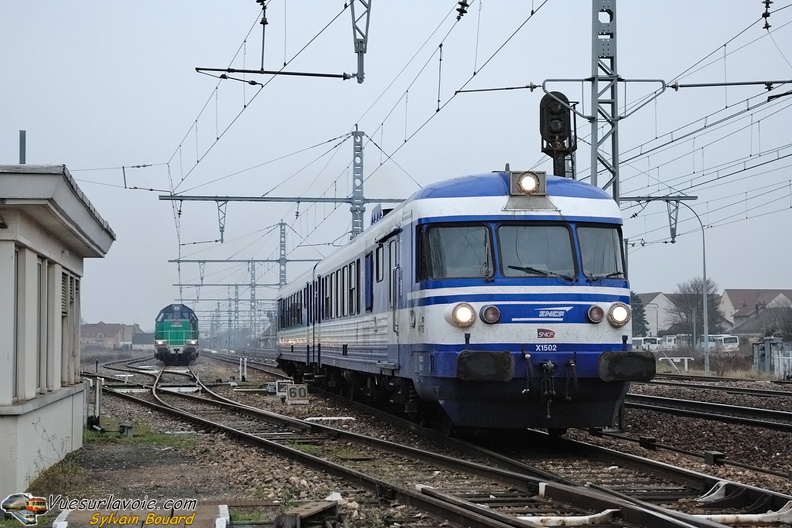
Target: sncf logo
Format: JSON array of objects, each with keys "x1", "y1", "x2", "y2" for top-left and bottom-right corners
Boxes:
[{"x1": 537, "y1": 329, "x2": 555, "y2": 339}]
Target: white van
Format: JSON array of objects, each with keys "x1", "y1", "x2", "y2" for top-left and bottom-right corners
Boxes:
[
  {"x1": 700, "y1": 334, "x2": 740, "y2": 352},
  {"x1": 633, "y1": 336, "x2": 660, "y2": 352}
]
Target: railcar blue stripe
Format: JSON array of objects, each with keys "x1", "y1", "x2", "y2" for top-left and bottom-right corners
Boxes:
[
  {"x1": 417, "y1": 278, "x2": 629, "y2": 289},
  {"x1": 413, "y1": 343, "x2": 625, "y2": 352},
  {"x1": 412, "y1": 292, "x2": 629, "y2": 306}
]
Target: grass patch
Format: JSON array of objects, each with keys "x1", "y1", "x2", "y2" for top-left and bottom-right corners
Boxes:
[
  {"x1": 84, "y1": 418, "x2": 195, "y2": 449},
  {"x1": 229, "y1": 509, "x2": 264, "y2": 522},
  {"x1": 288, "y1": 442, "x2": 321, "y2": 456},
  {"x1": 26, "y1": 452, "x2": 84, "y2": 497}
]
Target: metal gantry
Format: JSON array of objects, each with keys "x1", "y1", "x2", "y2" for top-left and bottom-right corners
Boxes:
[{"x1": 590, "y1": 0, "x2": 620, "y2": 200}]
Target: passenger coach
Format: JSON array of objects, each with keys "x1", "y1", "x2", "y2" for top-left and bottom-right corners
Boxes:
[{"x1": 276, "y1": 170, "x2": 655, "y2": 432}]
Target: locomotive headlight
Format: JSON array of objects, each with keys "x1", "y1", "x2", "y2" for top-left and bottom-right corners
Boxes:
[
  {"x1": 156, "y1": 339, "x2": 166, "y2": 346},
  {"x1": 607, "y1": 302, "x2": 631, "y2": 327},
  {"x1": 587, "y1": 305, "x2": 605, "y2": 323},
  {"x1": 479, "y1": 304, "x2": 500, "y2": 324},
  {"x1": 450, "y1": 303, "x2": 476, "y2": 327},
  {"x1": 187, "y1": 339, "x2": 198, "y2": 345}
]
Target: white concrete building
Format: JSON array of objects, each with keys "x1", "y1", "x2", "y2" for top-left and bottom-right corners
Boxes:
[{"x1": 0, "y1": 165, "x2": 115, "y2": 499}]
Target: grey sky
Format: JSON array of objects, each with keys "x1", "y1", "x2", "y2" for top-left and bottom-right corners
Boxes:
[{"x1": 2, "y1": 2, "x2": 790, "y2": 330}]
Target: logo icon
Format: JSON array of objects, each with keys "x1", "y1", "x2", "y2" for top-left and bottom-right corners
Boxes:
[
  {"x1": 2, "y1": 493, "x2": 48, "y2": 526},
  {"x1": 537, "y1": 328, "x2": 555, "y2": 338}
]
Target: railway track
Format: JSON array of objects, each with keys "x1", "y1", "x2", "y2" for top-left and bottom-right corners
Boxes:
[{"x1": 97, "y1": 356, "x2": 792, "y2": 527}]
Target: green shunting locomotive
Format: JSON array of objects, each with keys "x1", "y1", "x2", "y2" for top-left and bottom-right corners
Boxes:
[{"x1": 154, "y1": 304, "x2": 199, "y2": 365}]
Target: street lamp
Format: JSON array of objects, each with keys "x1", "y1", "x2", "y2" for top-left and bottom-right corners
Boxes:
[
  {"x1": 646, "y1": 302, "x2": 659, "y2": 337},
  {"x1": 679, "y1": 202, "x2": 709, "y2": 373}
]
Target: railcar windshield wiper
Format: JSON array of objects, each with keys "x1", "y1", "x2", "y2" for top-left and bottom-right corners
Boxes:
[
  {"x1": 507, "y1": 265, "x2": 574, "y2": 281},
  {"x1": 585, "y1": 270, "x2": 625, "y2": 281}
]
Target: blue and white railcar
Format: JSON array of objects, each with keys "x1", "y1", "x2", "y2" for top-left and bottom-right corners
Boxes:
[{"x1": 276, "y1": 170, "x2": 655, "y2": 431}]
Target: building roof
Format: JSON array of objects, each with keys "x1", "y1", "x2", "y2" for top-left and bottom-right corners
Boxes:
[
  {"x1": 0, "y1": 164, "x2": 115, "y2": 257},
  {"x1": 722, "y1": 289, "x2": 792, "y2": 311},
  {"x1": 81, "y1": 322, "x2": 142, "y2": 337},
  {"x1": 731, "y1": 307, "x2": 792, "y2": 336},
  {"x1": 636, "y1": 292, "x2": 664, "y2": 306}
]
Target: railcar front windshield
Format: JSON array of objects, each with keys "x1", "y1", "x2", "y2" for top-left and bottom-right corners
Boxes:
[
  {"x1": 418, "y1": 224, "x2": 493, "y2": 279},
  {"x1": 578, "y1": 225, "x2": 625, "y2": 280},
  {"x1": 499, "y1": 224, "x2": 575, "y2": 280}
]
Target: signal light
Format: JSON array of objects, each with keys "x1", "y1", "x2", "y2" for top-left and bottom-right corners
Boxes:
[
  {"x1": 540, "y1": 91, "x2": 577, "y2": 177},
  {"x1": 540, "y1": 91, "x2": 572, "y2": 144}
]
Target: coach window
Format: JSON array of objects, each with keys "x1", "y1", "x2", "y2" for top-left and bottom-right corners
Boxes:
[
  {"x1": 417, "y1": 224, "x2": 493, "y2": 280},
  {"x1": 364, "y1": 252, "x2": 373, "y2": 312},
  {"x1": 375, "y1": 245, "x2": 384, "y2": 282},
  {"x1": 348, "y1": 260, "x2": 357, "y2": 315},
  {"x1": 341, "y1": 265, "x2": 348, "y2": 316},
  {"x1": 578, "y1": 225, "x2": 625, "y2": 280},
  {"x1": 334, "y1": 269, "x2": 341, "y2": 318},
  {"x1": 304, "y1": 285, "x2": 310, "y2": 325},
  {"x1": 499, "y1": 224, "x2": 575, "y2": 279}
]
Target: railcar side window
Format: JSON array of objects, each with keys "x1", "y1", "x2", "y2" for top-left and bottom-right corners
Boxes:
[
  {"x1": 364, "y1": 252, "x2": 373, "y2": 312},
  {"x1": 418, "y1": 225, "x2": 492, "y2": 280},
  {"x1": 578, "y1": 225, "x2": 625, "y2": 280},
  {"x1": 499, "y1": 224, "x2": 574, "y2": 278},
  {"x1": 375, "y1": 245, "x2": 384, "y2": 282}
]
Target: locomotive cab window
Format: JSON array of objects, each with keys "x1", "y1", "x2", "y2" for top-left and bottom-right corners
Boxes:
[
  {"x1": 578, "y1": 225, "x2": 625, "y2": 280},
  {"x1": 417, "y1": 224, "x2": 493, "y2": 280},
  {"x1": 499, "y1": 224, "x2": 575, "y2": 280}
]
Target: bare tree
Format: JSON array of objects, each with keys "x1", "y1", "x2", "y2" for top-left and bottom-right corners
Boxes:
[
  {"x1": 763, "y1": 299, "x2": 792, "y2": 340},
  {"x1": 667, "y1": 277, "x2": 725, "y2": 342}
]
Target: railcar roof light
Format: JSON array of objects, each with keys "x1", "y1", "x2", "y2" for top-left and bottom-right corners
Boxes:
[
  {"x1": 509, "y1": 171, "x2": 546, "y2": 196},
  {"x1": 451, "y1": 303, "x2": 476, "y2": 327},
  {"x1": 608, "y1": 302, "x2": 631, "y2": 327}
]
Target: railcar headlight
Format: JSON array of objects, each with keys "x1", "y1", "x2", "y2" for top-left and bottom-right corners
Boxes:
[
  {"x1": 509, "y1": 171, "x2": 546, "y2": 196},
  {"x1": 517, "y1": 172, "x2": 540, "y2": 194},
  {"x1": 587, "y1": 305, "x2": 605, "y2": 323},
  {"x1": 479, "y1": 305, "x2": 500, "y2": 324},
  {"x1": 450, "y1": 303, "x2": 476, "y2": 327},
  {"x1": 607, "y1": 302, "x2": 631, "y2": 327}
]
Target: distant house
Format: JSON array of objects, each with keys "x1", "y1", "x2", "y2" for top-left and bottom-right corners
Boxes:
[
  {"x1": 720, "y1": 289, "x2": 792, "y2": 325},
  {"x1": 80, "y1": 322, "x2": 142, "y2": 349},
  {"x1": 636, "y1": 292, "x2": 675, "y2": 337},
  {"x1": 638, "y1": 291, "x2": 730, "y2": 336},
  {"x1": 731, "y1": 306, "x2": 792, "y2": 341}
]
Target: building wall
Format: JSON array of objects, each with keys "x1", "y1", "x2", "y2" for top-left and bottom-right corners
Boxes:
[
  {"x1": 643, "y1": 293, "x2": 675, "y2": 337},
  {"x1": 0, "y1": 214, "x2": 87, "y2": 498},
  {"x1": 0, "y1": 386, "x2": 84, "y2": 498}
]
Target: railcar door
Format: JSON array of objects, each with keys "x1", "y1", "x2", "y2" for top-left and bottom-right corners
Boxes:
[{"x1": 388, "y1": 236, "x2": 401, "y2": 365}]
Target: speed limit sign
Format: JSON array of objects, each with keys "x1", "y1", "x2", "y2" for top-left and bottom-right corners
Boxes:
[{"x1": 285, "y1": 384, "x2": 309, "y2": 405}]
